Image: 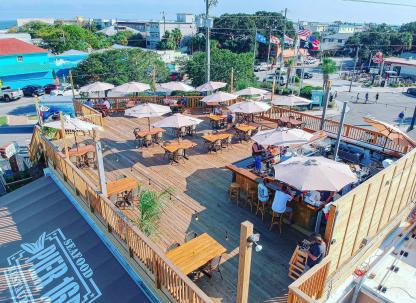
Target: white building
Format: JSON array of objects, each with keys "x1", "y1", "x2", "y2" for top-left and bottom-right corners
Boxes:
[
  {"x1": 0, "y1": 33, "x2": 32, "y2": 43},
  {"x1": 146, "y1": 13, "x2": 196, "y2": 49},
  {"x1": 93, "y1": 19, "x2": 116, "y2": 30},
  {"x1": 298, "y1": 21, "x2": 329, "y2": 34},
  {"x1": 321, "y1": 33, "x2": 353, "y2": 51}
]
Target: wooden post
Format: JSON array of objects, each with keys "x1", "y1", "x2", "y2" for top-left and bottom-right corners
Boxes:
[
  {"x1": 69, "y1": 70, "x2": 76, "y2": 100},
  {"x1": 230, "y1": 67, "x2": 234, "y2": 93},
  {"x1": 236, "y1": 221, "x2": 253, "y2": 303},
  {"x1": 60, "y1": 112, "x2": 69, "y2": 158},
  {"x1": 271, "y1": 77, "x2": 276, "y2": 101},
  {"x1": 95, "y1": 141, "x2": 107, "y2": 196}
]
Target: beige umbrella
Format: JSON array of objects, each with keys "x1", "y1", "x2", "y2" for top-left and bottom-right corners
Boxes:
[
  {"x1": 152, "y1": 113, "x2": 203, "y2": 128},
  {"x1": 201, "y1": 91, "x2": 238, "y2": 105},
  {"x1": 125, "y1": 103, "x2": 171, "y2": 130},
  {"x1": 364, "y1": 117, "x2": 416, "y2": 149},
  {"x1": 251, "y1": 128, "x2": 313, "y2": 146},
  {"x1": 79, "y1": 81, "x2": 114, "y2": 93},
  {"x1": 112, "y1": 82, "x2": 150, "y2": 93},
  {"x1": 271, "y1": 95, "x2": 312, "y2": 107},
  {"x1": 235, "y1": 87, "x2": 269, "y2": 97},
  {"x1": 157, "y1": 81, "x2": 195, "y2": 92},
  {"x1": 195, "y1": 81, "x2": 227, "y2": 92},
  {"x1": 228, "y1": 100, "x2": 271, "y2": 114},
  {"x1": 274, "y1": 156, "x2": 357, "y2": 191}
]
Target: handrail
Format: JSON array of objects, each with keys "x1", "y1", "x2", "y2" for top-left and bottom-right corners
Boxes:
[
  {"x1": 73, "y1": 101, "x2": 104, "y2": 126},
  {"x1": 34, "y1": 125, "x2": 212, "y2": 303},
  {"x1": 288, "y1": 258, "x2": 331, "y2": 303}
]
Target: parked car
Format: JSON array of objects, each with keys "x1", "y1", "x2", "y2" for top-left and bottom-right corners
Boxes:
[
  {"x1": 50, "y1": 85, "x2": 78, "y2": 96},
  {"x1": 263, "y1": 74, "x2": 287, "y2": 85},
  {"x1": 22, "y1": 85, "x2": 45, "y2": 97},
  {"x1": 0, "y1": 86, "x2": 23, "y2": 101},
  {"x1": 43, "y1": 84, "x2": 59, "y2": 94},
  {"x1": 296, "y1": 69, "x2": 313, "y2": 79},
  {"x1": 406, "y1": 87, "x2": 416, "y2": 97},
  {"x1": 254, "y1": 63, "x2": 271, "y2": 72}
]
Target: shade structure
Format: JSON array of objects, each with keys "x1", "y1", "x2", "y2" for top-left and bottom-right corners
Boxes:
[
  {"x1": 251, "y1": 128, "x2": 313, "y2": 146},
  {"x1": 195, "y1": 81, "x2": 227, "y2": 92},
  {"x1": 112, "y1": 81, "x2": 150, "y2": 93},
  {"x1": 153, "y1": 113, "x2": 203, "y2": 128},
  {"x1": 79, "y1": 81, "x2": 114, "y2": 93},
  {"x1": 228, "y1": 100, "x2": 271, "y2": 114},
  {"x1": 274, "y1": 156, "x2": 357, "y2": 192},
  {"x1": 125, "y1": 103, "x2": 171, "y2": 119},
  {"x1": 271, "y1": 95, "x2": 312, "y2": 107},
  {"x1": 364, "y1": 117, "x2": 416, "y2": 148},
  {"x1": 43, "y1": 115, "x2": 100, "y2": 131},
  {"x1": 200, "y1": 91, "x2": 238, "y2": 105},
  {"x1": 157, "y1": 81, "x2": 194, "y2": 92},
  {"x1": 235, "y1": 87, "x2": 269, "y2": 96}
]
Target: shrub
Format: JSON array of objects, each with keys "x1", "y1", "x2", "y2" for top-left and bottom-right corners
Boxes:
[
  {"x1": 170, "y1": 90, "x2": 201, "y2": 96},
  {"x1": 300, "y1": 85, "x2": 323, "y2": 99}
]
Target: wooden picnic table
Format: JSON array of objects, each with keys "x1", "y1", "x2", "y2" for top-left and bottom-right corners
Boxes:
[
  {"x1": 162, "y1": 140, "x2": 197, "y2": 154},
  {"x1": 68, "y1": 145, "x2": 95, "y2": 157},
  {"x1": 201, "y1": 133, "x2": 232, "y2": 143},
  {"x1": 166, "y1": 233, "x2": 227, "y2": 275},
  {"x1": 236, "y1": 124, "x2": 257, "y2": 133},
  {"x1": 106, "y1": 177, "x2": 139, "y2": 197},
  {"x1": 134, "y1": 128, "x2": 165, "y2": 139},
  {"x1": 278, "y1": 117, "x2": 303, "y2": 127},
  {"x1": 209, "y1": 114, "x2": 227, "y2": 122}
]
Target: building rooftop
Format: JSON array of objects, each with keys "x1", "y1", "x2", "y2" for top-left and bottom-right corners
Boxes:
[
  {"x1": 0, "y1": 38, "x2": 47, "y2": 56},
  {"x1": 384, "y1": 56, "x2": 416, "y2": 67}
]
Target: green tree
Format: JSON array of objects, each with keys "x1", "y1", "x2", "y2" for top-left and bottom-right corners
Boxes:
[
  {"x1": 72, "y1": 49, "x2": 169, "y2": 86},
  {"x1": 113, "y1": 30, "x2": 134, "y2": 46},
  {"x1": 321, "y1": 57, "x2": 337, "y2": 90},
  {"x1": 158, "y1": 30, "x2": 177, "y2": 50},
  {"x1": 185, "y1": 34, "x2": 205, "y2": 53},
  {"x1": 184, "y1": 43, "x2": 255, "y2": 86}
]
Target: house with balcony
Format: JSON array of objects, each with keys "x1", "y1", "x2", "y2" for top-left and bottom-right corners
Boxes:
[{"x1": 0, "y1": 38, "x2": 52, "y2": 89}]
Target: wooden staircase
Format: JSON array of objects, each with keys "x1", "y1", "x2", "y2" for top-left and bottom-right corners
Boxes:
[{"x1": 288, "y1": 246, "x2": 308, "y2": 280}]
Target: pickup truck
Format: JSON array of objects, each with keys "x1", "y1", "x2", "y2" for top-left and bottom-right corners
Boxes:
[
  {"x1": 50, "y1": 85, "x2": 79, "y2": 96},
  {"x1": 0, "y1": 86, "x2": 24, "y2": 102}
]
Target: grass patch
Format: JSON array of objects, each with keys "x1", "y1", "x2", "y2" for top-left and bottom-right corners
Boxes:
[
  {"x1": 27, "y1": 115, "x2": 38, "y2": 121},
  {"x1": 0, "y1": 116, "x2": 8, "y2": 126}
]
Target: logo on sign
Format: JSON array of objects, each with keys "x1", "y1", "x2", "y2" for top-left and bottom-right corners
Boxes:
[
  {"x1": 39, "y1": 106, "x2": 49, "y2": 112},
  {"x1": 5, "y1": 229, "x2": 102, "y2": 303},
  {"x1": 372, "y1": 51, "x2": 384, "y2": 64}
]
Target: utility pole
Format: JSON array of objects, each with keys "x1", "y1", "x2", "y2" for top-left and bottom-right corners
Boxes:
[
  {"x1": 349, "y1": 46, "x2": 359, "y2": 92},
  {"x1": 277, "y1": 8, "x2": 287, "y2": 94},
  {"x1": 334, "y1": 101, "x2": 348, "y2": 161},
  {"x1": 162, "y1": 11, "x2": 166, "y2": 34},
  {"x1": 266, "y1": 27, "x2": 271, "y2": 66},
  {"x1": 291, "y1": 22, "x2": 300, "y2": 95},
  {"x1": 253, "y1": 28, "x2": 258, "y2": 71},
  {"x1": 230, "y1": 67, "x2": 234, "y2": 93},
  {"x1": 205, "y1": 0, "x2": 211, "y2": 82},
  {"x1": 320, "y1": 80, "x2": 332, "y2": 130},
  {"x1": 298, "y1": 54, "x2": 305, "y2": 96},
  {"x1": 407, "y1": 106, "x2": 416, "y2": 132}
]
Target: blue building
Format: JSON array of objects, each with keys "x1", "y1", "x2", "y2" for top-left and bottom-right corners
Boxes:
[
  {"x1": 0, "y1": 38, "x2": 53, "y2": 89},
  {"x1": 49, "y1": 49, "x2": 89, "y2": 78}
]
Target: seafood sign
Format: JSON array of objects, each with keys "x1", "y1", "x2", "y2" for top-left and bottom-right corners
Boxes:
[{"x1": 5, "y1": 229, "x2": 102, "y2": 303}]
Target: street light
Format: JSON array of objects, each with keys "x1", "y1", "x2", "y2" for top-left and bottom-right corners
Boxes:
[{"x1": 247, "y1": 234, "x2": 263, "y2": 253}]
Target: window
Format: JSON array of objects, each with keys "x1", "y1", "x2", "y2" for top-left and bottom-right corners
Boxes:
[
  {"x1": 17, "y1": 56, "x2": 23, "y2": 62},
  {"x1": 338, "y1": 39, "x2": 343, "y2": 43}
]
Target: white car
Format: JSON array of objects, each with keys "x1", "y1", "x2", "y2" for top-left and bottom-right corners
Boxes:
[
  {"x1": 254, "y1": 63, "x2": 271, "y2": 72},
  {"x1": 0, "y1": 86, "x2": 23, "y2": 101},
  {"x1": 50, "y1": 86, "x2": 79, "y2": 96},
  {"x1": 263, "y1": 74, "x2": 287, "y2": 85}
]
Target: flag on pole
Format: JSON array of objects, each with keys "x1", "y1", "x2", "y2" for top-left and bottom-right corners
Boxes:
[
  {"x1": 308, "y1": 36, "x2": 320, "y2": 50},
  {"x1": 270, "y1": 35, "x2": 280, "y2": 45},
  {"x1": 284, "y1": 35, "x2": 294, "y2": 45},
  {"x1": 256, "y1": 33, "x2": 267, "y2": 44},
  {"x1": 298, "y1": 26, "x2": 312, "y2": 40}
]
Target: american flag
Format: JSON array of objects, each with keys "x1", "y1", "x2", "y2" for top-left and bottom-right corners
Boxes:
[{"x1": 298, "y1": 26, "x2": 312, "y2": 39}]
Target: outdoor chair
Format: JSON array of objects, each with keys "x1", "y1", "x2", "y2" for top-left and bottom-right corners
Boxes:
[
  {"x1": 210, "y1": 140, "x2": 222, "y2": 153},
  {"x1": 178, "y1": 127, "x2": 187, "y2": 138},
  {"x1": 173, "y1": 148, "x2": 186, "y2": 164},
  {"x1": 69, "y1": 156, "x2": 78, "y2": 167},
  {"x1": 86, "y1": 152, "x2": 95, "y2": 168},
  {"x1": 228, "y1": 182, "x2": 240, "y2": 206},
  {"x1": 185, "y1": 231, "x2": 198, "y2": 242},
  {"x1": 244, "y1": 130, "x2": 253, "y2": 141},
  {"x1": 144, "y1": 134, "x2": 153, "y2": 147},
  {"x1": 190, "y1": 124, "x2": 197, "y2": 136},
  {"x1": 155, "y1": 132, "x2": 163, "y2": 144},
  {"x1": 256, "y1": 199, "x2": 269, "y2": 221},
  {"x1": 245, "y1": 188, "x2": 257, "y2": 212},
  {"x1": 270, "y1": 211, "x2": 285, "y2": 234},
  {"x1": 203, "y1": 256, "x2": 224, "y2": 280},
  {"x1": 166, "y1": 242, "x2": 181, "y2": 253},
  {"x1": 133, "y1": 127, "x2": 141, "y2": 139}
]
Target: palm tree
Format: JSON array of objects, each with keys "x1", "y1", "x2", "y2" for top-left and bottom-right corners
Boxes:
[{"x1": 321, "y1": 57, "x2": 337, "y2": 90}]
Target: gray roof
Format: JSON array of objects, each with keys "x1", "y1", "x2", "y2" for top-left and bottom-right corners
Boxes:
[{"x1": 324, "y1": 33, "x2": 354, "y2": 40}]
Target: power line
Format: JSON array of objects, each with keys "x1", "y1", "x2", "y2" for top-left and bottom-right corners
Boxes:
[{"x1": 343, "y1": 0, "x2": 416, "y2": 8}]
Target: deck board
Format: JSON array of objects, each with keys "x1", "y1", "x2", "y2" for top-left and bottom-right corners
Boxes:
[{"x1": 59, "y1": 114, "x2": 304, "y2": 303}]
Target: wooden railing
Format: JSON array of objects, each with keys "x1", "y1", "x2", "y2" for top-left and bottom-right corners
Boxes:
[
  {"x1": 73, "y1": 101, "x2": 104, "y2": 127},
  {"x1": 31, "y1": 125, "x2": 212, "y2": 303},
  {"x1": 288, "y1": 258, "x2": 331, "y2": 303},
  {"x1": 262, "y1": 107, "x2": 409, "y2": 154}
]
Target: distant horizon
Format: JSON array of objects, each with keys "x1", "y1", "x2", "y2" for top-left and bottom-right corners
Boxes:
[{"x1": 0, "y1": 0, "x2": 415, "y2": 25}]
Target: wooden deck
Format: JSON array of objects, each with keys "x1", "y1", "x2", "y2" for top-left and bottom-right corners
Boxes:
[{"x1": 59, "y1": 114, "x2": 303, "y2": 303}]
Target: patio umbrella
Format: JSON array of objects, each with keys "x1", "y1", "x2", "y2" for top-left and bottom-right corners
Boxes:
[
  {"x1": 274, "y1": 156, "x2": 357, "y2": 192},
  {"x1": 157, "y1": 81, "x2": 195, "y2": 92},
  {"x1": 79, "y1": 81, "x2": 114, "y2": 93},
  {"x1": 112, "y1": 82, "x2": 150, "y2": 93},
  {"x1": 195, "y1": 81, "x2": 227, "y2": 92},
  {"x1": 228, "y1": 100, "x2": 271, "y2": 114},
  {"x1": 271, "y1": 95, "x2": 312, "y2": 107},
  {"x1": 125, "y1": 103, "x2": 171, "y2": 130},
  {"x1": 363, "y1": 117, "x2": 416, "y2": 149},
  {"x1": 201, "y1": 91, "x2": 238, "y2": 105},
  {"x1": 251, "y1": 128, "x2": 313, "y2": 147},
  {"x1": 235, "y1": 87, "x2": 269, "y2": 97},
  {"x1": 153, "y1": 113, "x2": 203, "y2": 128}
]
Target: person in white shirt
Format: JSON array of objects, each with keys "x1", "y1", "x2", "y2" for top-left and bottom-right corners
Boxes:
[
  {"x1": 271, "y1": 185, "x2": 294, "y2": 222},
  {"x1": 305, "y1": 190, "x2": 321, "y2": 206},
  {"x1": 103, "y1": 99, "x2": 111, "y2": 110}
]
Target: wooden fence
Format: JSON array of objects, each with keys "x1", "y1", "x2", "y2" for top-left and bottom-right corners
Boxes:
[
  {"x1": 288, "y1": 147, "x2": 416, "y2": 302},
  {"x1": 30, "y1": 125, "x2": 212, "y2": 303},
  {"x1": 73, "y1": 100, "x2": 104, "y2": 127}
]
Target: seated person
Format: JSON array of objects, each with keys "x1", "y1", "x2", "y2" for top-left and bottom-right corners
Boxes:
[
  {"x1": 280, "y1": 147, "x2": 293, "y2": 162},
  {"x1": 306, "y1": 233, "x2": 326, "y2": 270},
  {"x1": 271, "y1": 185, "x2": 294, "y2": 223},
  {"x1": 181, "y1": 96, "x2": 187, "y2": 107},
  {"x1": 305, "y1": 190, "x2": 321, "y2": 206},
  {"x1": 103, "y1": 99, "x2": 111, "y2": 110},
  {"x1": 257, "y1": 179, "x2": 270, "y2": 203},
  {"x1": 85, "y1": 99, "x2": 93, "y2": 107},
  {"x1": 227, "y1": 112, "x2": 234, "y2": 124},
  {"x1": 252, "y1": 142, "x2": 265, "y2": 157},
  {"x1": 322, "y1": 191, "x2": 342, "y2": 204},
  {"x1": 213, "y1": 107, "x2": 222, "y2": 115}
]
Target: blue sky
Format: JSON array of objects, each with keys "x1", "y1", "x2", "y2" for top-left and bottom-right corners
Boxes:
[{"x1": 0, "y1": 0, "x2": 415, "y2": 24}]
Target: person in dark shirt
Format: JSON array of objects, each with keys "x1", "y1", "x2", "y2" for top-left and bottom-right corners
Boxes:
[
  {"x1": 252, "y1": 142, "x2": 265, "y2": 157},
  {"x1": 306, "y1": 233, "x2": 326, "y2": 270}
]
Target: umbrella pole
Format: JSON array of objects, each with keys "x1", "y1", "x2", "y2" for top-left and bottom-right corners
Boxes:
[
  {"x1": 148, "y1": 117, "x2": 150, "y2": 131},
  {"x1": 60, "y1": 112, "x2": 69, "y2": 158}
]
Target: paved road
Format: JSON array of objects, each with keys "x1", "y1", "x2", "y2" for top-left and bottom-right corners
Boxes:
[{"x1": 0, "y1": 97, "x2": 36, "y2": 116}]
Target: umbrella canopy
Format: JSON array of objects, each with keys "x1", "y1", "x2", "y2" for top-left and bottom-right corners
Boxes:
[
  {"x1": 235, "y1": 87, "x2": 269, "y2": 96},
  {"x1": 274, "y1": 156, "x2": 357, "y2": 192},
  {"x1": 125, "y1": 103, "x2": 171, "y2": 119},
  {"x1": 112, "y1": 82, "x2": 150, "y2": 93},
  {"x1": 153, "y1": 113, "x2": 203, "y2": 128},
  {"x1": 364, "y1": 117, "x2": 416, "y2": 148},
  {"x1": 228, "y1": 100, "x2": 271, "y2": 114},
  {"x1": 79, "y1": 81, "x2": 114, "y2": 93},
  {"x1": 252, "y1": 128, "x2": 313, "y2": 146},
  {"x1": 271, "y1": 95, "x2": 312, "y2": 107},
  {"x1": 195, "y1": 81, "x2": 227, "y2": 92},
  {"x1": 201, "y1": 91, "x2": 238, "y2": 105},
  {"x1": 44, "y1": 115, "x2": 100, "y2": 131},
  {"x1": 157, "y1": 82, "x2": 195, "y2": 92}
]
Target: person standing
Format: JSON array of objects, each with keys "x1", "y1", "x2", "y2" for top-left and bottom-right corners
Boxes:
[
  {"x1": 398, "y1": 111, "x2": 405, "y2": 126},
  {"x1": 375, "y1": 92, "x2": 379, "y2": 103},
  {"x1": 365, "y1": 92, "x2": 369, "y2": 103},
  {"x1": 305, "y1": 233, "x2": 326, "y2": 271},
  {"x1": 356, "y1": 93, "x2": 360, "y2": 103}
]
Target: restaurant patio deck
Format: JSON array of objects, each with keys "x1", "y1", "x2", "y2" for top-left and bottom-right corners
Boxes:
[{"x1": 53, "y1": 113, "x2": 304, "y2": 303}]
